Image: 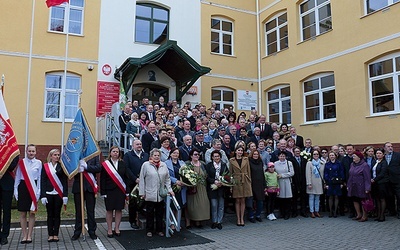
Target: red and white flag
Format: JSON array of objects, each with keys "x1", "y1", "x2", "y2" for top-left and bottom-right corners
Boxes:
[
  {"x1": 0, "y1": 90, "x2": 20, "y2": 177},
  {"x1": 46, "y1": 0, "x2": 69, "y2": 8}
]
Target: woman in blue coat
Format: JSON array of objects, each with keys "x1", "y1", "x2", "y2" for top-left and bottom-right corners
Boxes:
[
  {"x1": 165, "y1": 148, "x2": 188, "y2": 227},
  {"x1": 324, "y1": 151, "x2": 345, "y2": 217}
]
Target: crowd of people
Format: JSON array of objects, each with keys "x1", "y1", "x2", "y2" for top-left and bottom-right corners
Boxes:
[{"x1": 0, "y1": 97, "x2": 399, "y2": 246}]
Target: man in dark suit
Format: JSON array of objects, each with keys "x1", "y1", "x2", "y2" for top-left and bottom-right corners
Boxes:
[
  {"x1": 146, "y1": 105, "x2": 155, "y2": 121},
  {"x1": 384, "y1": 142, "x2": 400, "y2": 219},
  {"x1": 123, "y1": 139, "x2": 149, "y2": 229},
  {"x1": 71, "y1": 156, "x2": 102, "y2": 240},
  {"x1": 290, "y1": 147, "x2": 308, "y2": 217},
  {"x1": 0, "y1": 156, "x2": 19, "y2": 245},
  {"x1": 179, "y1": 135, "x2": 193, "y2": 162},
  {"x1": 270, "y1": 139, "x2": 293, "y2": 162},
  {"x1": 249, "y1": 127, "x2": 262, "y2": 145},
  {"x1": 303, "y1": 138, "x2": 313, "y2": 153},
  {"x1": 142, "y1": 122, "x2": 158, "y2": 153},
  {"x1": 245, "y1": 114, "x2": 257, "y2": 136},
  {"x1": 256, "y1": 115, "x2": 272, "y2": 140},
  {"x1": 289, "y1": 127, "x2": 304, "y2": 150}
]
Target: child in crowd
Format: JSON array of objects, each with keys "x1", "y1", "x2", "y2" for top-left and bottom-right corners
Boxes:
[{"x1": 265, "y1": 162, "x2": 279, "y2": 221}]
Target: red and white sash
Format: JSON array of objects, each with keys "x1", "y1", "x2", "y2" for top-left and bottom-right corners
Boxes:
[
  {"x1": 43, "y1": 163, "x2": 64, "y2": 199},
  {"x1": 83, "y1": 171, "x2": 98, "y2": 193},
  {"x1": 18, "y1": 159, "x2": 39, "y2": 211},
  {"x1": 102, "y1": 160, "x2": 126, "y2": 194}
]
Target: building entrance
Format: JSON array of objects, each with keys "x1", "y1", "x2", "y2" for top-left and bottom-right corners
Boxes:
[{"x1": 130, "y1": 83, "x2": 168, "y2": 104}]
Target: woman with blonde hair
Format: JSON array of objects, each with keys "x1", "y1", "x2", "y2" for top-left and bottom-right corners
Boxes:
[{"x1": 40, "y1": 149, "x2": 68, "y2": 242}]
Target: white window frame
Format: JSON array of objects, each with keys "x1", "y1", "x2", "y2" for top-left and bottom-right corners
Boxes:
[
  {"x1": 299, "y1": 0, "x2": 332, "y2": 41},
  {"x1": 44, "y1": 73, "x2": 81, "y2": 122},
  {"x1": 368, "y1": 52, "x2": 400, "y2": 116},
  {"x1": 48, "y1": 0, "x2": 84, "y2": 35},
  {"x1": 265, "y1": 11, "x2": 288, "y2": 56},
  {"x1": 211, "y1": 17, "x2": 234, "y2": 56},
  {"x1": 303, "y1": 73, "x2": 336, "y2": 123},
  {"x1": 364, "y1": 0, "x2": 400, "y2": 14},
  {"x1": 267, "y1": 85, "x2": 291, "y2": 124},
  {"x1": 211, "y1": 87, "x2": 235, "y2": 111}
]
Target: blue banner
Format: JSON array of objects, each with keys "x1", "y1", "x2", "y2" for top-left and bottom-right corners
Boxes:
[{"x1": 60, "y1": 109, "x2": 100, "y2": 179}]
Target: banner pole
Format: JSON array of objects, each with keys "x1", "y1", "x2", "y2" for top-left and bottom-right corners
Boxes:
[{"x1": 80, "y1": 172, "x2": 86, "y2": 240}]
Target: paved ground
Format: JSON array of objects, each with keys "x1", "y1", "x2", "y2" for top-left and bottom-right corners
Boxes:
[{"x1": 2, "y1": 198, "x2": 400, "y2": 250}]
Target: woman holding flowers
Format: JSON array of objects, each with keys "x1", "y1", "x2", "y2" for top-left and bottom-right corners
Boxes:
[
  {"x1": 165, "y1": 148, "x2": 189, "y2": 227},
  {"x1": 205, "y1": 150, "x2": 229, "y2": 229},
  {"x1": 230, "y1": 145, "x2": 252, "y2": 226},
  {"x1": 186, "y1": 148, "x2": 210, "y2": 228}
]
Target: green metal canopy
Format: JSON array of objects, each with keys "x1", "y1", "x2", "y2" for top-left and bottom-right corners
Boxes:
[{"x1": 114, "y1": 40, "x2": 211, "y2": 103}]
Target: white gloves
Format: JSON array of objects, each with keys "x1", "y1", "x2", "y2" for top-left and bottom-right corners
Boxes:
[
  {"x1": 41, "y1": 197, "x2": 48, "y2": 205},
  {"x1": 14, "y1": 194, "x2": 18, "y2": 201},
  {"x1": 101, "y1": 195, "x2": 107, "y2": 198},
  {"x1": 63, "y1": 197, "x2": 68, "y2": 205},
  {"x1": 79, "y1": 160, "x2": 87, "y2": 169},
  {"x1": 78, "y1": 166, "x2": 85, "y2": 173}
]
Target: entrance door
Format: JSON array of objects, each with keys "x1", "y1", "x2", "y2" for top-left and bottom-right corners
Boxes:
[{"x1": 130, "y1": 83, "x2": 169, "y2": 104}]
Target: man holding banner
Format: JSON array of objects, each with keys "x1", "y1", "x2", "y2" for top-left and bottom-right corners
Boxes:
[{"x1": 61, "y1": 108, "x2": 100, "y2": 240}]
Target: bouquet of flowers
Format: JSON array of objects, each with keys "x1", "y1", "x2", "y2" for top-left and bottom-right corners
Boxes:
[
  {"x1": 300, "y1": 151, "x2": 311, "y2": 161},
  {"x1": 130, "y1": 184, "x2": 145, "y2": 210},
  {"x1": 211, "y1": 171, "x2": 237, "y2": 190},
  {"x1": 172, "y1": 183, "x2": 181, "y2": 193},
  {"x1": 179, "y1": 164, "x2": 200, "y2": 186}
]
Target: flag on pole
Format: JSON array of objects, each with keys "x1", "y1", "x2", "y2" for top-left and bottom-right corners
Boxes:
[
  {"x1": 119, "y1": 78, "x2": 127, "y2": 110},
  {"x1": 60, "y1": 109, "x2": 100, "y2": 179},
  {"x1": 0, "y1": 90, "x2": 20, "y2": 177},
  {"x1": 46, "y1": 0, "x2": 69, "y2": 7}
]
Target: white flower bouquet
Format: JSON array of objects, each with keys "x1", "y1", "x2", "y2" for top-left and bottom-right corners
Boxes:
[
  {"x1": 300, "y1": 151, "x2": 311, "y2": 161},
  {"x1": 179, "y1": 164, "x2": 200, "y2": 186}
]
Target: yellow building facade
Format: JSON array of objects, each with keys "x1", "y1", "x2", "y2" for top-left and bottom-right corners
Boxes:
[
  {"x1": 0, "y1": 1, "x2": 100, "y2": 154},
  {"x1": 201, "y1": 0, "x2": 400, "y2": 147}
]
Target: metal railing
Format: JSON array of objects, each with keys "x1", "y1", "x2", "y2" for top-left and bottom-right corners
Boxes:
[
  {"x1": 96, "y1": 112, "x2": 131, "y2": 154},
  {"x1": 165, "y1": 194, "x2": 181, "y2": 237}
]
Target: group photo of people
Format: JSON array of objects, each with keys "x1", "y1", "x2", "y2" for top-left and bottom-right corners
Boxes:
[{"x1": 0, "y1": 97, "x2": 399, "y2": 247}]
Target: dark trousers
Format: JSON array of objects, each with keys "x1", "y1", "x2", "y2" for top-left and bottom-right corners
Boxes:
[
  {"x1": 266, "y1": 193, "x2": 277, "y2": 215},
  {"x1": 46, "y1": 194, "x2": 63, "y2": 236},
  {"x1": 391, "y1": 182, "x2": 400, "y2": 215},
  {"x1": 299, "y1": 190, "x2": 309, "y2": 214},
  {"x1": 73, "y1": 191, "x2": 97, "y2": 235},
  {"x1": 291, "y1": 187, "x2": 300, "y2": 215},
  {"x1": 129, "y1": 187, "x2": 138, "y2": 224},
  {"x1": 0, "y1": 190, "x2": 13, "y2": 239},
  {"x1": 145, "y1": 201, "x2": 164, "y2": 233},
  {"x1": 278, "y1": 198, "x2": 291, "y2": 218}
]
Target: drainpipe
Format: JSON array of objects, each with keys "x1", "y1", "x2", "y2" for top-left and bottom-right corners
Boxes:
[{"x1": 256, "y1": 0, "x2": 262, "y2": 114}]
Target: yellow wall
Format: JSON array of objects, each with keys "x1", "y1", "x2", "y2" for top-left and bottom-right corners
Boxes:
[{"x1": 0, "y1": 1, "x2": 100, "y2": 146}]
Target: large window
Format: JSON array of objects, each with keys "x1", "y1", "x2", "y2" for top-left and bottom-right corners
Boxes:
[
  {"x1": 211, "y1": 18, "x2": 233, "y2": 55},
  {"x1": 267, "y1": 85, "x2": 291, "y2": 124},
  {"x1": 135, "y1": 4, "x2": 169, "y2": 44},
  {"x1": 300, "y1": 0, "x2": 332, "y2": 41},
  {"x1": 303, "y1": 73, "x2": 336, "y2": 122},
  {"x1": 211, "y1": 88, "x2": 234, "y2": 110},
  {"x1": 365, "y1": 0, "x2": 400, "y2": 14},
  {"x1": 368, "y1": 53, "x2": 400, "y2": 115},
  {"x1": 44, "y1": 73, "x2": 81, "y2": 122},
  {"x1": 49, "y1": 0, "x2": 84, "y2": 35},
  {"x1": 265, "y1": 12, "x2": 288, "y2": 55}
]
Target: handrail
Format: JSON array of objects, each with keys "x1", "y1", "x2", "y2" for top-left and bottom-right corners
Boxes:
[{"x1": 165, "y1": 194, "x2": 181, "y2": 237}]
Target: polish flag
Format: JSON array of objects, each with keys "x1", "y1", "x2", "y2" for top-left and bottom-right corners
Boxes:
[
  {"x1": 46, "y1": 0, "x2": 69, "y2": 8},
  {"x1": 0, "y1": 90, "x2": 20, "y2": 177}
]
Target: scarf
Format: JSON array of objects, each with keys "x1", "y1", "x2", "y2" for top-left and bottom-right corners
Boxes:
[
  {"x1": 312, "y1": 159, "x2": 321, "y2": 178},
  {"x1": 130, "y1": 119, "x2": 140, "y2": 127},
  {"x1": 151, "y1": 160, "x2": 161, "y2": 168},
  {"x1": 213, "y1": 161, "x2": 221, "y2": 179}
]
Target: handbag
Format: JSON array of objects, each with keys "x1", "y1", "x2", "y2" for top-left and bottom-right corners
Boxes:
[
  {"x1": 361, "y1": 194, "x2": 374, "y2": 212},
  {"x1": 287, "y1": 161, "x2": 297, "y2": 193},
  {"x1": 156, "y1": 167, "x2": 168, "y2": 198}
]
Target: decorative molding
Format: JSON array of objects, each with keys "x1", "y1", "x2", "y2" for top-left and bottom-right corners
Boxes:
[{"x1": 0, "y1": 50, "x2": 98, "y2": 64}]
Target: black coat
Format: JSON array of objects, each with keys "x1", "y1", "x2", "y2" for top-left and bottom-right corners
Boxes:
[
  {"x1": 249, "y1": 158, "x2": 266, "y2": 201},
  {"x1": 123, "y1": 150, "x2": 149, "y2": 185},
  {"x1": 72, "y1": 156, "x2": 102, "y2": 194},
  {"x1": 386, "y1": 152, "x2": 400, "y2": 184},
  {"x1": 0, "y1": 156, "x2": 19, "y2": 191},
  {"x1": 142, "y1": 132, "x2": 158, "y2": 153},
  {"x1": 100, "y1": 160, "x2": 133, "y2": 195},
  {"x1": 205, "y1": 161, "x2": 229, "y2": 199},
  {"x1": 374, "y1": 159, "x2": 390, "y2": 184},
  {"x1": 289, "y1": 155, "x2": 307, "y2": 193}
]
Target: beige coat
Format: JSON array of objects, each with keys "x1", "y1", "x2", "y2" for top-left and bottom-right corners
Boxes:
[
  {"x1": 229, "y1": 157, "x2": 252, "y2": 198},
  {"x1": 139, "y1": 161, "x2": 172, "y2": 202},
  {"x1": 306, "y1": 161, "x2": 325, "y2": 195}
]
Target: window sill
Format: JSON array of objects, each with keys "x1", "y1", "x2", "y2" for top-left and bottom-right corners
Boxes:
[
  {"x1": 361, "y1": 2, "x2": 399, "y2": 18},
  {"x1": 210, "y1": 52, "x2": 237, "y2": 58},
  {"x1": 262, "y1": 47, "x2": 289, "y2": 59},
  {"x1": 300, "y1": 118, "x2": 337, "y2": 126},
  {"x1": 47, "y1": 30, "x2": 83, "y2": 37},
  {"x1": 42, "y1": 119, "x2": 74, "y2": 123},
  {"x1": 134, "y1": 41, "x2": 162, "y2": 47},
  {"x1": 366, "y1": 112, "x2": 400, "y2": 119}
]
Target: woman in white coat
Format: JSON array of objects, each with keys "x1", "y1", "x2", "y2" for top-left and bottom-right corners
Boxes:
[
  {"x1": 306, "y1": 149, "x2": 325, "y2": 218},
  {"x1": 139, "y1": 148, "x2": 174, "y2": 237},
  {"x1": 274, "y1": 151, "x2": 294, "y2": 220}
]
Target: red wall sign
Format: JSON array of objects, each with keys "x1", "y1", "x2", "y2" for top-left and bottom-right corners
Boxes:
[{"x1": 96, "y1": 81, "x2": 120, "y2": 117}]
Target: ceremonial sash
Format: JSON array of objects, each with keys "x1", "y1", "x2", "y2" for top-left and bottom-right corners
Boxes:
[
  {"x1": 18, "y1": 159, "x2": 39, "y2": 211},
  {"x1": 83, "y1": 171, "x2": 98, "y2": 193},
  {"x1": 102, "y1": 160, "x2": 126, "y2": 194},
  {"x1": 43, "y1": 163, "x2": 64, "y2": 199}
]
